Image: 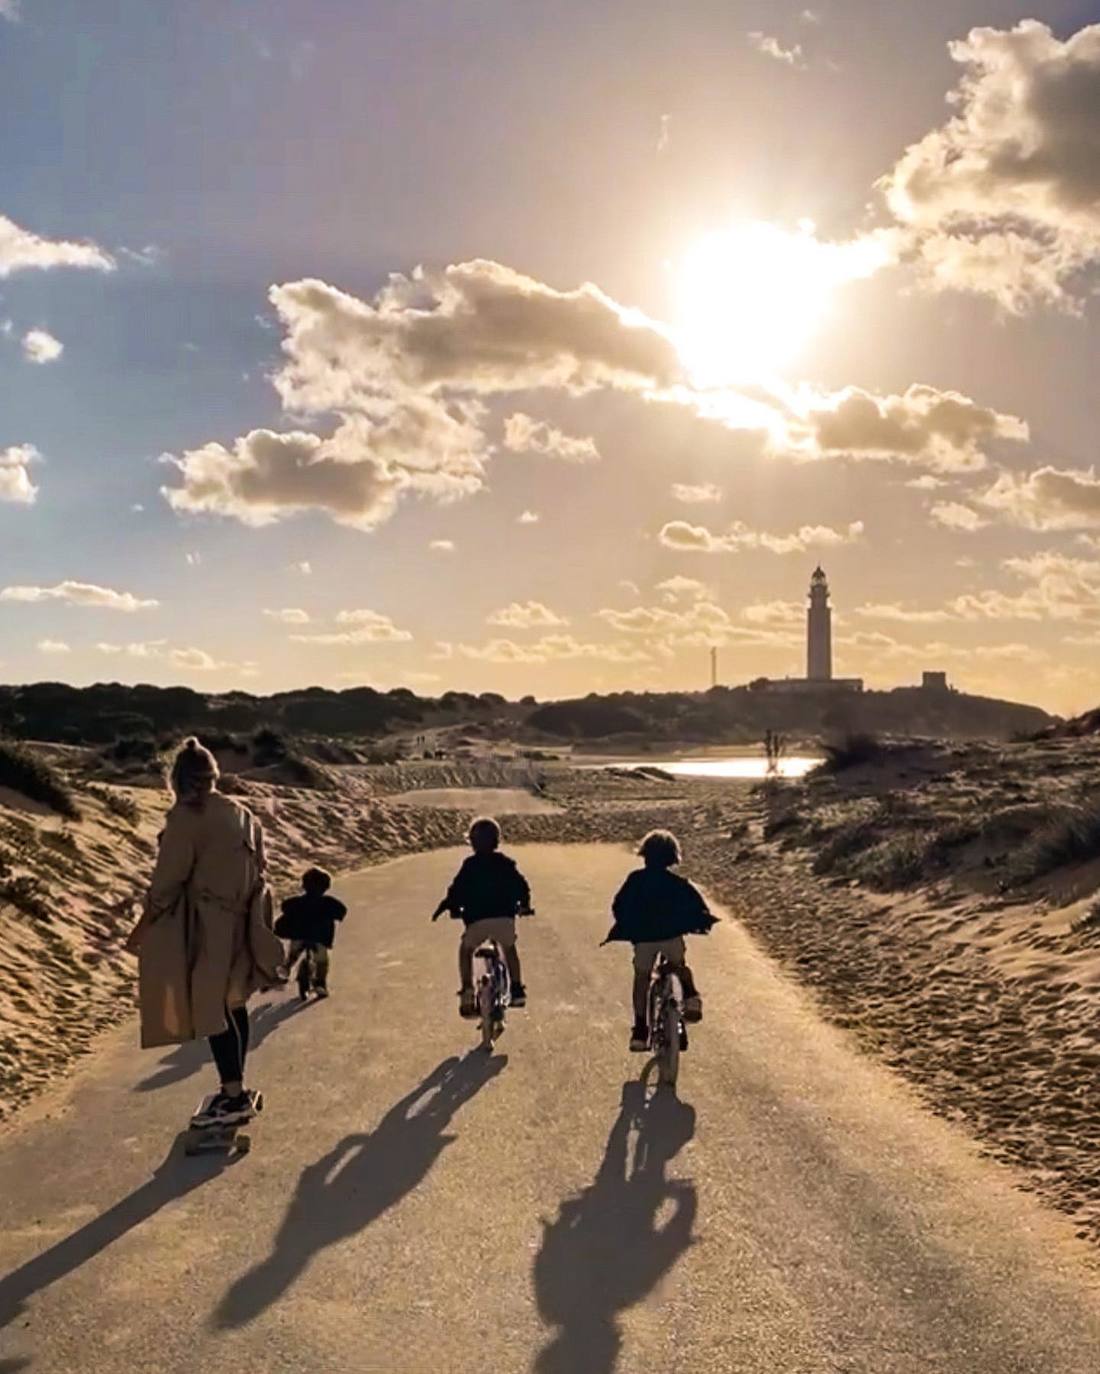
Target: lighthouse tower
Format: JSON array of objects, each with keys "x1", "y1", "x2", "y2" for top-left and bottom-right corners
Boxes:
[{"x1": 807, "y1": 566, "x2": 832, "y2": 681}]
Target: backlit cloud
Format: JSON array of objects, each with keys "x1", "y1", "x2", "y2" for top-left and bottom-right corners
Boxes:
[
  {"x1": 882, "y1": 21, "x2": 1100, "y2": 310},
  {"x1": 0, "y1": 444, "x2": 39, "y2": 504},
  {"x1": 930, "y1": 501, "x2": 988, "y2": 532},
  {"x1": 263, "y1": 607, "x2": 311, "y2": 624},
  {"x1": 671, "y1": 483, "x2": 722, "y2": 504},
  {"x1": 502, "y1": 413, "x2": 599, "y2": 462},
  {"x1": 795, "y1": 384, "x2": 1026, "y2": 472},
  {"x1": 0, "y1": 212, "x2": 113, "y2": 278},
  {"x1": 456, "y1": 635, "x2": 650, "y2": 664},
  {"x1": 659, "y1": 518, "x2": 863, "y2": 555},
  {"x1": 21, "y1": 328, "x2": 63, "y2": 364},
  {"x1": 487, "y1": 601, "x2": 568, "y2": 629},
  {"x1": 979, "y1": 465, "x2": 1100, "y2": 530},
  {"x1": 37, "y1": 639, "x2": 70, "y2": 654},
  {"x1": 1, "y1": 580, "x2": 157, "y2": 611},
  {"x1": 290, "y1": 609, "x2": 412, "y2": 645},
  {"x1": 748, "y1": 32, "x2": 803, "y2": 67}
]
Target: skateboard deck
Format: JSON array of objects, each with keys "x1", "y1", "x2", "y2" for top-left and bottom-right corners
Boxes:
[{"x1": 185, "y1": 1091, "x2": 263, "y2": 1155}]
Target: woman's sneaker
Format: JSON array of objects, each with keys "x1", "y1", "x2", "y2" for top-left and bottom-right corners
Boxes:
[
  {"x1": 509, "y1": 982, "x2": 527, "y2": 1008},
  {"x1": 629, "y1": 1022, "x2": 649, "y2": 1052},
  {"x1": 682, "y1": 995, "x2": 703, "y2": 1023},
  {"x1": 192, "y1": 1090, "x2": 256, "y2": 1128},
  {"x1": 458, "y1": 987, "x2": 478, "y2": 1019}
]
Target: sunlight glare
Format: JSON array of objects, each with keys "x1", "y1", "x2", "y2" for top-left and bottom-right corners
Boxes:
[{"x1": 673, "y1": 221, "x2": 891, "y2": 386}]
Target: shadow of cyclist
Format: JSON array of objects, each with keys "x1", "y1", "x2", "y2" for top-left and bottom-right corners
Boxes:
[
  {"x1": 532, "y1": 1080, "x2": 697, "y2": 1374},
  {"x1": 213, "y1": 1050, "x2": 505, "y2": 1330}
]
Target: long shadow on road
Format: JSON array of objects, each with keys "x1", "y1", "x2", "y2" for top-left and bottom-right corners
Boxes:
[
  {"x1": 0, "y1": 1138, "x2": 239, "y2": 1336},
  {"x1": 214, "y1": 1050, "x2": 506, "y2": 1330},
  {"x1": 533, "y1": 1079, "x2": 697, "y2": 1374}
]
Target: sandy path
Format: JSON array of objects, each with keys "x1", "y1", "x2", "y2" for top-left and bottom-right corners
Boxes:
[{"x1": 2, "y1": 845, "x2": 1099, "y2": 1372}]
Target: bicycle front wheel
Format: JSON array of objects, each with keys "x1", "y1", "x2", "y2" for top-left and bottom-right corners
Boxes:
[{"x1": 658, "y1": 999, "x2": 680, "y2": 1087}]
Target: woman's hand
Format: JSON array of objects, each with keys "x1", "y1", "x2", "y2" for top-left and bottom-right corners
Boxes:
[{"x1": 124, "y1": 925, "x2": 145, "y2": 955}]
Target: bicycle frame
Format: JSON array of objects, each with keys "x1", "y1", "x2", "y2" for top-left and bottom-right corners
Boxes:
[{"x1": 474, "y1": 940, "x2": 509, "y2": 1051}]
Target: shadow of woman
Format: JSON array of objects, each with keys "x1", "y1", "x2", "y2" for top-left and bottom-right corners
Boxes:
[
  {"x1": 133, "y1": 996, "x2": 311, "y2": 1094},
  {"x1": 533, "y1": 1080, "x2": 697, "y2": 1374},
  {"x1": 213, "y1": 1050, "x2": 506, "y2": 1330},
  {"x1": 0, "y1": 1137, "x2": 241, "y2": 1333}
]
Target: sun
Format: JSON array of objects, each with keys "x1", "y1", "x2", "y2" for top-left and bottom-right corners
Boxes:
[{"x1": 672, "y1": 220, "x2": 890, "y2": 387}]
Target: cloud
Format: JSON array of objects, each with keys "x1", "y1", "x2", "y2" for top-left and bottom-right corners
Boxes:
[
  {"x1": 907, "y1": 474, "x2": 947, "y2": 490},
  {"x1": 163, "y1": 406, "x2": 486, "y2": 531},
  {"x1": 656, "y1": 576, "x2": 712, "y2": 602},
  {"x1": 0, "y1": 444, "x2": 39, "y2": 504},
  {"x1": 0, "y1": 212, "x2": 113, "y2": 278},
  {"x1": 748, "y1": 32, "x2": 804, "y2": 67},
  {"x1": 930, "y1": 500, "x2": 988, "y2": 531},
  {"x1": 855, "y1": 602, "x2": 956, "y2": 624},
  {"x1": 671, "y1": 482, "x2": 722, "y2": 504},
  {"x1": 97, "y1": 641, "x2": 254, "y2": 673},
  {"x1": 291, "y1": 561, "x2": 312, "y2": 575},
  {"x1": 37, "y1": 639, "x2": 70, "y2": 655},
  {"x1": 269, "y1": 261, "x2": 681, "y2": 413},
  {"x1": 598, "y1": 598, "x2": 800, "y2": 653},
  {"x1": 796, "y1": 384, "x2": 1027, "y2": 472},
  {"x1": 429, "y1": 539, "x2": 455, "y2": 552},
  {"x1": 951, "y1": 552, "x2": 1100, "y2": 622},
  {"x1": 21, "y1": 328, "x2": 63, "y2": 365},
  {"x1": 742, "y1": 600, "x2": 805, "y2": 626},
  {"x1": 0, "y1": 1, "x2": 19, "y2": 20},
  {"x1": 487, "y1": 600, "x2": 568, "y2": 629},
  {"x1": 502, "y1": 413, "x2": 599, "y2": 462},
  {"x1": 518, "y1": 510, "x2": 540, "y2": 525},
  {"x1": 263, "y1": 607, "x2": 311, "y2": 624},
  {"x1": 164, "y1": 258, "x2": 677, "y2": 533},
  {"x1": 456, "y1": 634, "x2": 650, "y2": 664},
  {"x1": 290, "y1": 609, "x2": 412, "y2": 645},
  {"x1": 881, "y1": 21, "x2": 1100, "y2": 310},
  {"x1": 658, "y1": 518, "x2": 863, "y2": 555},
  {"x1": 979, "y1": 465, "x2": 1100, "y2": 530},
  {"x1": 1, "y1": 580, "x2": 157, "y2": 611}
]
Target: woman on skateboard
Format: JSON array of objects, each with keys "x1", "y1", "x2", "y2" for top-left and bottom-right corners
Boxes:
[{"x1": 126, "y1": 737, "x2": 284, "y2": 1125}]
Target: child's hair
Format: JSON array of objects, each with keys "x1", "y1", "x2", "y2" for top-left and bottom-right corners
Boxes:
[
  {"x1": 638, "y1": 829, "x2": 680, "y2": 868},
  {"x1": 168, "y1": 736, "x2": 219, "y2": 803},
  {"x1": 302, "y1": 866, "x2": 332, "y2": 894},
  {"x1": 468, "y1": 816, "x2": 501, "y2": 852}
]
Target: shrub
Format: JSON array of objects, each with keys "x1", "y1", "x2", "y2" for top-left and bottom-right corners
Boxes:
[
  {"x1": 816, "y1": 731, "x2": 883, "y2": 774},
  {"x1": 110, "y1": 735, "x2": 158, "y2": 765},
  {"x1": 85, "y1": 783, "x2": 140, "y2": 825},
  {"x1": 252, "y1": 726, "x2": 289, "y2": 766},
  {"x1": 812, "y1": 817, "x2": 880, "y2": 874},
  {"x1": 1013, "y1": 801, "x2": 1100, "y2": 882},
  {"x1": 0, "y1": 741, "x2": 80, "y2": 819}
]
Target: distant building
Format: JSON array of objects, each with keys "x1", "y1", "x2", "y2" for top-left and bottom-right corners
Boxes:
[
  {"x1": 922, "y1": 671, "x2": 950, "y2": 692},
  {"x1": 807, "y1": 565, "x2": 832, "y2": 681}
]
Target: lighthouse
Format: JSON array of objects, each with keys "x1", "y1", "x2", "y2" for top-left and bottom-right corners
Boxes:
[{"x1": 807, "y1": 566, "x2": 832, "y2": 681}]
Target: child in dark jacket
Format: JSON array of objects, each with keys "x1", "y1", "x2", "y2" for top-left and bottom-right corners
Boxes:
[
  {"x1": 432, "y1": 816, "x2": 532, "y2": 1018},
  {"x1": 605, "y1": 829, "x2": 715, "y2": 1050},
  {"x1": 276, "y1": 866, "x2": 347, "y2": 998}
]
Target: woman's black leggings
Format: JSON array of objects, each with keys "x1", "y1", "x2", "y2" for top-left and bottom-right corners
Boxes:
[{"x1": 208, "y1": 1005, "x2": 250, "y2": 1087}]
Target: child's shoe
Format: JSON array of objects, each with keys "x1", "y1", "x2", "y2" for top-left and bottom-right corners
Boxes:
[
  {"x1": 509, "y1": 982, "x2": 527, "y2": 1007},
  {"x1": 459, "y1": 987, "x2": 478, "y2": 1018},
  {"x1": 682, "y1": 995, "x2": 703, "y2": 1023},
  {"x1": 629, "y1": 1022, "x2": 649, "y2": 1052}
]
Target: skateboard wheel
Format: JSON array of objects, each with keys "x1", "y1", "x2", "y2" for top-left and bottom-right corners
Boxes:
[{"x1": 236, "y1": 1133, "x2": 252, "y2": 1153}]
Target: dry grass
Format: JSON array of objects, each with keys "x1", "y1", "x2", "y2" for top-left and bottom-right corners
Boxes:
[
  {"x1": 0, "y1": 741, "x2": 80, "y2": 819},
  {"x1": 1011, "y1": 800, "x2": 1100, "y2": 884},
  {"x1": 816, "y1": 731, "x2": 884, "y2": 774}
]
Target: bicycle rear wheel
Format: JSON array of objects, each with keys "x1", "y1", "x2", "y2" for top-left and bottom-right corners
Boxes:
[
  {"x1": 478, "y1": 977, "x2": 495, "y2": 1051},
  {"x1": 658, "y1": 997, "x2": 680, "y2": 1087}
]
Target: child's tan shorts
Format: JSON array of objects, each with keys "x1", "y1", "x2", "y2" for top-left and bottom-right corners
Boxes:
[
  {"x1": 632, "y1": 936, "x2": 686, "y2": 973},
  {"x1": 461, "y1": 917, "x2": 518, "y2": 950}
]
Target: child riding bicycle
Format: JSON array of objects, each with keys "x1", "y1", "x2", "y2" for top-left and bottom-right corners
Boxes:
[
  {"x1": 432, "y1": 816, "x2": 532, "y2": 1017},
  {"x1": 275, "y1": 866, "x2": 347, "y2": 998},
  {"x1": 604, "y1": 829, "x2": 715, "y2": 1051}
]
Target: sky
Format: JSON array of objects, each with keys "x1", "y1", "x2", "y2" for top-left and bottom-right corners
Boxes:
[{"x1": 2, "y1": 0, "x2": 1100, "y2": 713}]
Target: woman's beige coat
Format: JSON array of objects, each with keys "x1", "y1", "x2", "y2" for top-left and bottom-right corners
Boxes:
[{"x1": 138, "y1": 790, "x2": 284, "y2": 1048}]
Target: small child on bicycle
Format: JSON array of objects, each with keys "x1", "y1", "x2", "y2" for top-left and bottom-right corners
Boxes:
[
  {"x1": 431, "y1": 816, "x2": 531, "y2": 1018},
  {"x1": 604, "y1": 829, "x2": 715, "y2": 1051},
  {"x1": 275, "y1": 866, "x2": 347, "y2": 999}
]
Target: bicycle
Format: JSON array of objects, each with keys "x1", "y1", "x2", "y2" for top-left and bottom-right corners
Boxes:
[
  {"x1": 647, "y1": 953, "x2": 689, "y2": 1088},
  {"x1": 474, "y1": 939, "x2": 510, "y2": 1053}
]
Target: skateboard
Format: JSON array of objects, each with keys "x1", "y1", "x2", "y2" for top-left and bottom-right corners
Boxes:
[{"x1": 184, "y1": 1091, "x2": 263, "y2": 1156}]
